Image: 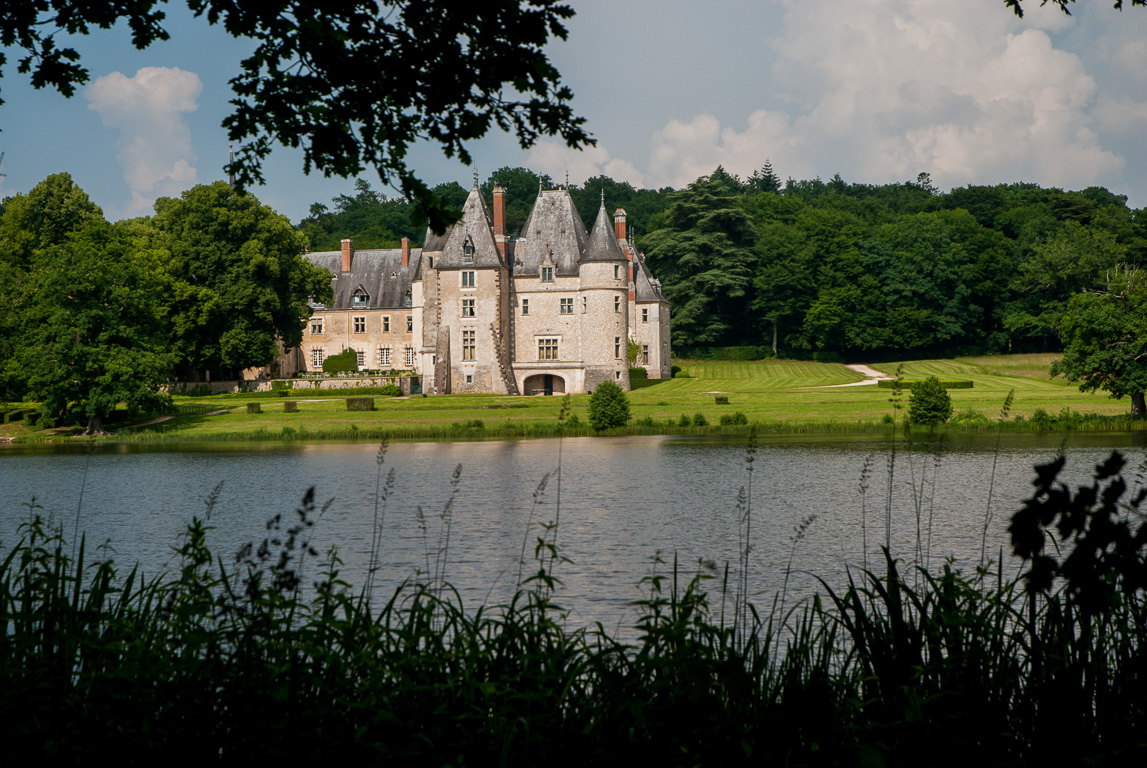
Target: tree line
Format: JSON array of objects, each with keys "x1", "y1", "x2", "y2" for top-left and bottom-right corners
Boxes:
[{"x1": 0, "y1": 174, "x2": 331, "y2": 432}]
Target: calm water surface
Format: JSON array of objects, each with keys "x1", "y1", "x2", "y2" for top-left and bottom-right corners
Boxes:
[{"x1": 4, "y1": 433, "x2": 1145, "y2": 633}]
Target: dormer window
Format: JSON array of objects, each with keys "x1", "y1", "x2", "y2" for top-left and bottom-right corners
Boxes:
[
  {"x1": 353, "y1": 289, "x2": 369, "y2": 307},
  {"x1": 462, "y1": 236, "x2": 475, "y2": 264},
  {"x1": 541, "y1": 266, "x2": 554, "y2": 282},
  {"x1": 404, "y1": 289, "x2": 412, "y2": 307}
]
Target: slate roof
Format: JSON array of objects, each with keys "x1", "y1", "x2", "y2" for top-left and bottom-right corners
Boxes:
[
  {"x1": 424, "y1": 184, "x2": 504, "y2": 270},
  {"x1": 633, "y1": 253, "x2": 668, "y2": 303},
  {"x1": 580, "y1": 200, "x2": 629, "y2": 263},
  {"x1": 305, "y1": 248, "x2": 421, "y2": 309},
  {"x1": 513, "y1": 188, "x2": 588, "y2": 277}
]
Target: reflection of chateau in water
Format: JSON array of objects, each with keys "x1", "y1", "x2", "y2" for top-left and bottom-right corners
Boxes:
[{"x1": 281, "y1": 178, "x2": 671, "y2": 394}]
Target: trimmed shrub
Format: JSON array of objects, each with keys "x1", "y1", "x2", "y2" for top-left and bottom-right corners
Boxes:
[
  {"x1": 378, "y1": 384, "x2": 402, "y2": 397},
  {"x1": 283, "y1": 401, "x2": 298, "y2": 413},
  {"x1": 908, "y1": 376, "x2": 953, "y2": 426},
  {"x1": 719, "y1": 412, "x2": 748, "y2": 426},
  {"x1": 246, "y1": 403, "x2": 262, "y2": 414},
  {"x1": 323, "y1": 348, "x2": 359, "y2": 375},
  {"x1": 670, "y1": 365, "x2": 682, "y2": 378},
  {"x1": 629, "y1": 367, "x2": 648, "y2": 381},
  {"x1": 715, "y1": 395, "x2": 729, "y2": 405},
  {"x1": 346, "y1": 397, "x2": 375, "y2": 411},
  {"x1": 587, "y1": 381, "x2": 631, "y2": 430}
]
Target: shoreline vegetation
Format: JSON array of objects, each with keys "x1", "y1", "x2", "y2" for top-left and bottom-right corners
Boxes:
[
  {"x1": 5, "y1": 431, "x2": 1147, "y2": 762},
  {"x1": 4, "y1": 353, "x2": 1146, "y2": 445}
]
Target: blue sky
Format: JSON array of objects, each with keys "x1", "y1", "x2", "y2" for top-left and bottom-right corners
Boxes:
[{"x1": 2, "y1": 1, "x2": 1145, "y2": 223}]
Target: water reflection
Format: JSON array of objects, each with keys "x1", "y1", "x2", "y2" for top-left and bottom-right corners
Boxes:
[{"x1": 2, "y1": 434, "x2": 1142, "y2": 633}]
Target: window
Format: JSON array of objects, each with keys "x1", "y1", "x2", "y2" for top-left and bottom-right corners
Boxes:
[
  {"x1": 521, "y1": 298, "x2": 529, "y2": 315},
  {"x1": 581, "y1": 296, "x2": 587, "y2": 313},
  {"x1": 312, "y1": 348, "x2": 324, "y2": 368},
  {"x1": 462, "y1": 237, "x2": 474, "y2": 263},
  {"x1": 560, "y1": 297, "x2": 573, "y2": 314},
  {"x1": 378, "y1": 346, "x2": 391, "y2": 367},
  {"x1": 642, "y1": 308, "x2": 649, "y2": 323},
  {"x1": 356, "y1": 349, "x2": 365, "y2": 369},
  {"x1": 353, "y1": 316, "x2": 366, "y2": 334},
  {"x1": 382, "y1": 315, "x2": 391, "y2": 333},
  {"x1": 615, "y1": 337, "x2": 621, "y2": 358},
  {"x1": 404, "y1": 347, "x2": 416, "y2": 367},
  {"x1": 310, "y1": 316, "x2": 324, "y2": 335},
  {"x1": 404, "y1": 289, "x2": 412, "y2": 307},
  {"x1": 406, "y1": 315, "x2": 413, "y2": 333},
  {"x1": 541, "y1": 266, "x2": 553, "y2": 282},
  {"x1": 462, "y1": 329, "x2": 475, "y2": 361},
  {"x1": 353, "y1": 290, "x2": 368, "y2": 307},
  {"x1": 642, "y1": 344, "x2": 649, "y2": 364},
  {"x1": 614, "y1": 264, "x2": 620, "y2": 279},
  {"x1": 538, "y1": 337, "x2": 559, "y2": 360},
  {"x1": 462, "y1": 271, "x2": 476, "y2": 288},
  {"x1": 465, "y1": 373, "x2": 473, "y2": 384},
  {"x1": 614, "y1": 295, "x2": 621, "y2": 313},
  {"x1": 461, "y1": 298, "x2": 476, "y2": 317}
]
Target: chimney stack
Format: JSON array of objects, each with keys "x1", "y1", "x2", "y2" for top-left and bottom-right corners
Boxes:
[
  {"x1": 341, "y1": 238, "x2": 354, "y2": 272},
  {"x1": 614, "y1": 207, "x2": 627, "y2": 243},
  {"x1": 493, "y1": 183, "x2": 507, "y2": 258},
  {"x1": 401, "y1": 237, "x2": 410, "y2": 267}
]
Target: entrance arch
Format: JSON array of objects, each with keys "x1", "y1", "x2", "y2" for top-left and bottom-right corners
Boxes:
[{"x1": 523, "y1": 373, "x2": 566, "y2": 396}]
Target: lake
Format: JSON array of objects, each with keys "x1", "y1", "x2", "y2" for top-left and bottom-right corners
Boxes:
[{"x1": 3, "y1": 432, "x2": 1145, "y2": 634}]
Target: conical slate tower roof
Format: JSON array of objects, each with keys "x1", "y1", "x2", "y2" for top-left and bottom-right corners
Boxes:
[{"x1": 580, "y1": 197, "x2": 628, "y2": 263}]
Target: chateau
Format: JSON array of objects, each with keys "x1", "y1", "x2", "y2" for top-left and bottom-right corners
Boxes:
[{"x1": 280, "y1": 179, "x2": 670, "y2": 394}]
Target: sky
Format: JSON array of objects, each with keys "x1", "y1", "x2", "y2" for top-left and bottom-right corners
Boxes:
[{"x1": 2, "y1": 0, "x2": 1145, "y2": 223}]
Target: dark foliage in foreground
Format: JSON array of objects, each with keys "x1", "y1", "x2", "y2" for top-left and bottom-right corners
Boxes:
[{"x1": 3, "y1": 454, "x2": 1147, "y2": 764}]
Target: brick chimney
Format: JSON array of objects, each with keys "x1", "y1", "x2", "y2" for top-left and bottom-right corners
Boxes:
[
  {"x1": 401, "y1": 237, "x2": 410, "y2": 267},
  {"x1": 493, "y1": 183, "x2": 507, "y2": 258},
  {"x1": 614, "y1": 207, "x2": 627, "y2": 243},
  {"x1": 341, "y1": 238, "x2": 353, "y2": 272}
]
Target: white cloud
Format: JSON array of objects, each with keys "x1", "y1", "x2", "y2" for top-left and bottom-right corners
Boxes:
[
  {"x1": 527, "y1": 140, "x2": 645, "y2": 189},
  {"x1": 624, "y1": 0, "x2": 1136, "y2": 194},
  {"x1": 86, "y1": 67, "x2": 202, "y2": 215}
]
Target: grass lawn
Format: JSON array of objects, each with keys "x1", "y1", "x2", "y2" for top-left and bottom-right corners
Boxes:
[{"x1": 5, "y1": 353, "x2": 1141, "y2": 443}]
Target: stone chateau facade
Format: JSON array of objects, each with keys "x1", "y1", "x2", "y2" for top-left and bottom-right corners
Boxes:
[{"x1": 279, "y1": 179, "x2": 670, "y2": 395}]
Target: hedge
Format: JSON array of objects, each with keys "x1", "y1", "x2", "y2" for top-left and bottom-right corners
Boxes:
[
  {"x1": 877, "y1": 379, "x2": 974, "y2": 390},
  {"x1": 246, "y1": 403, "x2": 263, "y2": 414},
  {"x1": 346, "y1": 397, "x2": 375, "y2": 412}
]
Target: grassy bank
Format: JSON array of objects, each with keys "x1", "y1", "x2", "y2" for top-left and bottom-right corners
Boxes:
[
  {"x1": 4, "y1": 353, "x2": 1143, "y2": 444},
  {"x1": 3, "y1": 443, "x2": 1146, "y2": 763}
]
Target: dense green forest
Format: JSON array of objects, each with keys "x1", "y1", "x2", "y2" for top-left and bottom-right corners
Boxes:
[{"x1": 303, "y1": 165, "x2": 1146, "y2": 365}]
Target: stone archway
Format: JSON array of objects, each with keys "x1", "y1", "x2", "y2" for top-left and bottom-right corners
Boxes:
[{"x1": 523, "y1": 373, "x2": 566, "y2": 396}]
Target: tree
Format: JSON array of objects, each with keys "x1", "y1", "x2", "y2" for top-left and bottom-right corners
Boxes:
[
  {"x1": 641, "y1": 172, "x2": 758, "y2": 349},
  {"x1": 1052, "y1": 267, "x2": 1147, "y2": 417},
  {"x1": 144, "y1": 182, "x2": 333, "y2": 378},
  {"x1": 0, "y1": 172, "x2": 105, "y2": 400},
  {"x1": 3, "y1": 1, "x2": 592, "y2": 232},
  {"x1": 11, "y1": 222, "x2": 175, "y2": 433},
  {"x1": 587, "y1": 380, "x2": 630, "y2": 431},
  {"x1": 1006, "y1": 0, "x2": 1144, "y2": 17},
  {"x1": 909, "y1": 376, "x2": 953, "y2": 426}
]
